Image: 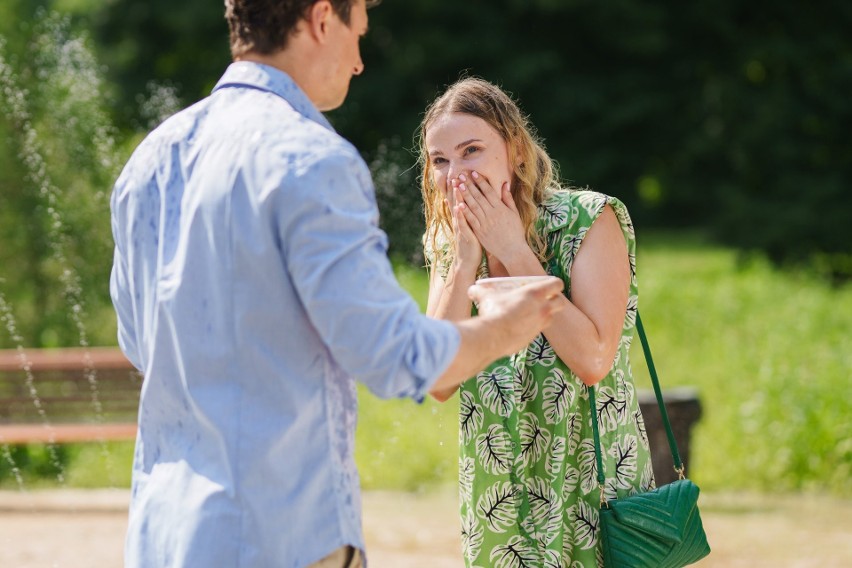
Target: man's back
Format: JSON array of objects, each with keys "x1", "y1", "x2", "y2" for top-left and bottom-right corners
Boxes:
[{"x1": 111, "y1": 62, "x2": 458, "y2": 567}]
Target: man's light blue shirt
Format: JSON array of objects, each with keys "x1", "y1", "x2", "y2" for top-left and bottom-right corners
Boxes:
[{"x1": 110, "y1": 62, "x2": 460, "y2": 567}]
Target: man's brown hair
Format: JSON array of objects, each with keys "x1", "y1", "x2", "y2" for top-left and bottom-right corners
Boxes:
[{"x1": 225, "y1": 0, "x2": 379, "y2": 58}]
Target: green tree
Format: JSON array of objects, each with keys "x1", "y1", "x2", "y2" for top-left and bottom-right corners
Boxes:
[{"x1": 0, "y1": 9, "x2": 122, "y2": 347}]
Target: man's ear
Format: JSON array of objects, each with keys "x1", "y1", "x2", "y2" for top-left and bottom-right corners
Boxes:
[{"x1": 304, "y1": 0, "x2": 334, "y2": 43}]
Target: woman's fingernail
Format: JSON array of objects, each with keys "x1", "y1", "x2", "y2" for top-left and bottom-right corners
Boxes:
[
  {"x1": 472, "y1": 171, "x2": 479, "y2": 179},
  {"x1": 460, "y1": 183, "x2": 466, "y2": 191},
  {"x1": 459, "y1": 174, "x2": 466, "y2": 182}
]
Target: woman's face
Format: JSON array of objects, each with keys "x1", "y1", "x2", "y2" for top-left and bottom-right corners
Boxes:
[{"x1": 425, "y1": 112, "x2": 514, "y2": 196}]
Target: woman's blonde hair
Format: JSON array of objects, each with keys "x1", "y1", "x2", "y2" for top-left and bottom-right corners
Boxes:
[{"x1": 418, "y1": 77, "x2": 561, "y2": 270}]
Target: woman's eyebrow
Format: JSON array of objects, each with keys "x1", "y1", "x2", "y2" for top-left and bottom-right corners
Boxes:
[
  {"x1": 428, "y1": 138, "x2": 485, "y2": 157},
  {"x1": 455, "y1": 138, "x2": 483, "y2": 150}
]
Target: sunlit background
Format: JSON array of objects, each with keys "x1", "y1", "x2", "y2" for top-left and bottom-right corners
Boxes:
[{"x1": 0, "y1": 1, "x2": 850, "y2": 566}]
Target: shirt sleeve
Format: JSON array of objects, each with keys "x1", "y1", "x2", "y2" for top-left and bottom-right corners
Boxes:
[
  {"x1": 109, "y1": 180, "x2": 143, "y2": 372},
  {"x1": 277, "y1": 146, "x2": 460, "y2": 400}
]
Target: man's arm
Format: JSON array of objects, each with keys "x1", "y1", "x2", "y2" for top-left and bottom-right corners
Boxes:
[
  {"x1": 281, "y1": 148, "x2": 562, "y2": 400},
  {"x1": 429, "y1": 277, "x2": 564, "y2": 401}
]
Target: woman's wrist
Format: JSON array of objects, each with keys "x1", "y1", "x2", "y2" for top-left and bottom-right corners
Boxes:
[
  {"x1": 499, "y1": 244, "x2": 543, "y2": 276},
  {"x1": 450, "y1": 257, "x2": 480, "y2": 280}
]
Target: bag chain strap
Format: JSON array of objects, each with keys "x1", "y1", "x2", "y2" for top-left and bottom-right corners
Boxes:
[{"x1": 589, "y1": 313, "x2": 685, "y2": 508}]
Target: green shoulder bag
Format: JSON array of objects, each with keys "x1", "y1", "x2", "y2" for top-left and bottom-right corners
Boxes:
[{"x1": 589, "y1": 313, "x2": 711, "y2": 568}]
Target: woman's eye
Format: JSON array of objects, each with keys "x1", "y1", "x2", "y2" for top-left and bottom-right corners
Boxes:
[
  {"x1": 432, "y1": 157, "x2": 447, "y2": 166},
  {"x1": 464, "y1": 146, "x2": 480, "y2": 156}
]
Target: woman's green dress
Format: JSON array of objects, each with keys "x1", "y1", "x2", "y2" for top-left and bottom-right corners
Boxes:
[{"x1": 442, "y1": 190, "x2": 655, "y2": 568}]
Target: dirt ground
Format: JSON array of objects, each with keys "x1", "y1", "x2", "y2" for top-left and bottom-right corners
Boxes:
[{"x1": 0, "y1": 488, "x2": 850, "y2": 567}]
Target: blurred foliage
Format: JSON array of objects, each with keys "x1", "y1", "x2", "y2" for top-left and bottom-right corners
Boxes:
[
  {"x1": 0, "y1": 7, "x2": 124, "y2": 348},
  {"x1": 68, "y1": 0, "x2": 852, "y2": 278},
  {"x1": 0, "y1": 442, "x2": 70, "y2": 486},
  {"x1": 87, "y1": 0, "x2": 230, "y2": 130}
]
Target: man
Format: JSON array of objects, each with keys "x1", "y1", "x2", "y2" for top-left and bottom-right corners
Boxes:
[{"x1": 109, "y1": 1, "x2": 563, "y2": 566}]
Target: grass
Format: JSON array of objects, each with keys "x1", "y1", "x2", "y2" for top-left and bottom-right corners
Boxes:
[
  {"x1": 2, "y1": 235, "x2": 850, "y2": 496},
  {"x1": 632, "y1": 234, "x2": 852, "y2": 495}
]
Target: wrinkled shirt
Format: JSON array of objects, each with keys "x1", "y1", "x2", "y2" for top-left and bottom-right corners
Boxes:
[{"x1": 110, "y1": 62, "x2": 460, "y2": 568}]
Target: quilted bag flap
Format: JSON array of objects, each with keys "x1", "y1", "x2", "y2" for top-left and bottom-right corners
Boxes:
[{"x1": 608, "y1": 479, "x2": 700, "y2": 544}]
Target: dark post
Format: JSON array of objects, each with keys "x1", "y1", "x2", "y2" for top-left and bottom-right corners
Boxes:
[{"x1": 638, "y1": 387, "x2": 703, "y2": 485}]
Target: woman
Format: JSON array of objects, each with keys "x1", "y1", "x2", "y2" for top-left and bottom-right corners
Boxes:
[{"x1": 419, "y1": 77, "x2": 655, "y2": 567}]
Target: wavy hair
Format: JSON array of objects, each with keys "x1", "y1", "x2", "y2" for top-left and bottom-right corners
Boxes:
[{"x1": 418, "y1": 77, "x2": 562, "y2": 270}]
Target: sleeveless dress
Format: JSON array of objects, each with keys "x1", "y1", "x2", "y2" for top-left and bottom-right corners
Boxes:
[{"x1": 435, "y1": 190, "x2": 655, "y2": 568}]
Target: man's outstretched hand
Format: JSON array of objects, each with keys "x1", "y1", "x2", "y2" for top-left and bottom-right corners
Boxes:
[
  {"x1": 468, "y1": 276, "x2": 565, "y2": 357},
  {"x1": 430, "y1": 276, "x2": 565, "y2": 400}
]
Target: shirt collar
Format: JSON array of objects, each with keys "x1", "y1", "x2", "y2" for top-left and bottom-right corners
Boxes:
[{"x1": 212, "y1": 61, "x2": 334, "y2": 132}]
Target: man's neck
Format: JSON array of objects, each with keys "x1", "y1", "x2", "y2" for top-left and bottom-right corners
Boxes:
[{"x1": 236, "y1": 46, "x2": 330, "y2": 111}]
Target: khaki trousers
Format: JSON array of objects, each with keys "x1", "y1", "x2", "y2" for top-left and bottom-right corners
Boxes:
[{"x1": 307, "y1": 546, "x2": 363, "y2": 568}]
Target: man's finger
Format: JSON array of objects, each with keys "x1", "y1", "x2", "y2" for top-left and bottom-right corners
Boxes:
[{"x1": 523, "y1": 276, "x2": 564, "y2": 299}]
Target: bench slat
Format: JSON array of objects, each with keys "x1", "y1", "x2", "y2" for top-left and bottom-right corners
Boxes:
[
  {"x1": 0, "y1": 348, "x2": 140, "y2": 443},
  {"x1": 0, "y1": 422, "x2": 138, "y2": 444}
]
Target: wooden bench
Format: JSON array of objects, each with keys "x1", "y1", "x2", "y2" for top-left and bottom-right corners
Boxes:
[{"x1": 0, "y1": 347, "x2": 140, "y2": 444}]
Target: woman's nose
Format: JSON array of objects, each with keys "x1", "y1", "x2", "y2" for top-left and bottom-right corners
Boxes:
[{"x1": 447, "y1": 163, "x2": 466, "y2": 181}]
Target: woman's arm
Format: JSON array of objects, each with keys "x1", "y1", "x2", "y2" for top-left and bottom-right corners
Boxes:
[
  {"x1": 457, "y1": 172, "x2": 630, "y2": 385},
  {"x1": 500, "y1": 205, "x2": 630, "y2": 386},
  {"x1": 426, "y1": 260, "x2": 477, "y2": 320},
  {"x1": 426, "y1": 183, "x2": 485, "y2": 400},
  {"x1": 426, "y1": 260, "x2": 479, "y2": 401}
]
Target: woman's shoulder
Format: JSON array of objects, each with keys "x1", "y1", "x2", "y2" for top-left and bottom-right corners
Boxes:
[{"x1": 538, "y1": 187, "x2": 632, "y2": 234}]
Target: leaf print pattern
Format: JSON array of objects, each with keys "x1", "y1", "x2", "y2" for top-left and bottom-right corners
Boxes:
[
  {"x1": 460, "y1": 390, "x2": 484, "y2": 444},
  {"x1": 540, "y1": 198, "x2": 574, "y2": 229},
  {"x1": 571, "y1": 500, "x2": 599, "y2": 550},
  {"x1": 542, "y1": 368, "x2": 575, "y2": 424},
  {"x1": 578, "y1": 440, "x2": 599, "y2": 496},
  {"x1": 624, "y1": 294, "x2": 638, "y2": 327},
  {"x1": 576, "y1": 191, "x2": 607, "y2": 218},
  {"x1": 460, "y1": 456, "x2": 475, "y2": 503},
  {"x1": 614, "y1": 368, "x2": 635, "y2": 406},
  {"x1": 526, "y1": 334, "x2": 556, "y2": 368},
  {"x1": 526, "y1": 477, "x2": 563, "y2": 545},
  {"x1": 476, "y1": 424, "x2": 512, "y2": 475},
  {"x1": 640, "y1": 459, "x2": 656, "y2": 492},
  {"x1": 546, "y1": 436, "x2": 566, "y2": 478},
  {"x1": 634, "y1": 410, "x2": 649, "y2": 450},
  {"x1": 595, "y1": 386, "x2": 625, "y2": 435},
  {"x1": 477, "y1": 481, "x2": 519, "y2": 533},
  {"x1": 559, "y1": 228, "x2": 587, "y2": 276},
  {"x1": 513, "y1": 366, "x2": 538, "y2": 409},
  {"x1": 461, "y1": 506, "x2": 484, "y2": 562},
  {"x1": 457, "y1": 190, "x2": 652, "y2": 568},
  {"x1": 563, "y1": 464, "x2": 580, "y2": 498},
  {"x1": 541, "y1": 550, "x2": 562, "y2": 568},
  {"x1": 566, "y1": 412, "x2": 582, "y2": 454},
  {"x1": 609, "y1": 434, "x2": 639, "y2": 490},
  {"x1": 605, "y1": 479, "x2": 620, "y2": 502},
  {"x1": 478, "y1": 366, "x2": 515, "y2": 417},
  {"x1": 489, "y1": 535, "x2": 538, "y2": 568},
  {"x1": 519, "y1": 414, "x2": 551, "y2": 468},
  {"x1": 561, "y1": 516, "x2": 575, "y2": 558}
]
